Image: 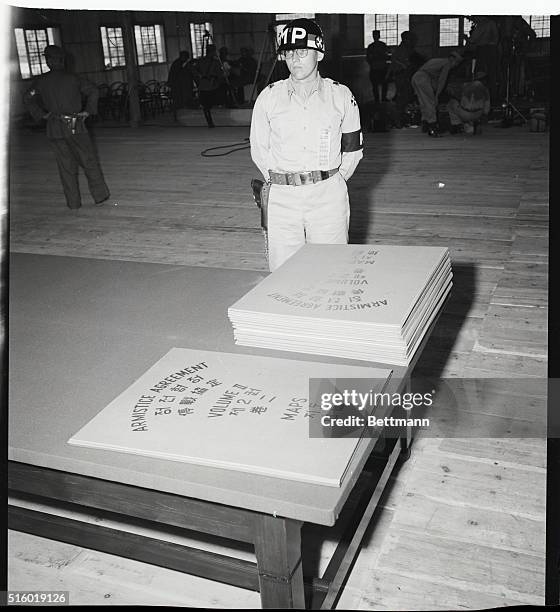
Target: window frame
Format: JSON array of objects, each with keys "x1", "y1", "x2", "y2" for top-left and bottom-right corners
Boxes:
[
  {"x1": 364, "y1": 14, "x2": 410, "y2": 48},
  {"x1": 524, "y1": 15, "x2": 550, "y2": 38},
  {"x1": 14, "y1": 25, "x2": 62, "y2": 79},
  {"x1": 438, "y1": 15, "x2": 472, "y2": 49},
  {"x1": 99, "y1": 24, "x2": 126, "y2": 70},
  {"x1": 133, "y1": 23, "x2": 167, "y2": 66},
  {"x1": 189, "y1": 22, "x2": 213, "y2": 59}
]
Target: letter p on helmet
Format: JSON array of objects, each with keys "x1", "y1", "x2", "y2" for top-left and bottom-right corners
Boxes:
[{"x1": 291, "y1": 27, "x2": 307, "y2": 44}]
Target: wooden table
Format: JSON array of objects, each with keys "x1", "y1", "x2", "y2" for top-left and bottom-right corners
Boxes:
[{"x1": 8, "y1": 254, "x2": 429, "y2": 608}]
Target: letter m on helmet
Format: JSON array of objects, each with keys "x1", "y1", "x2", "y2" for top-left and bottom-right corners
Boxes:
[{"x1": 279, "y1": 26, "x2": 306, "y2": 46}]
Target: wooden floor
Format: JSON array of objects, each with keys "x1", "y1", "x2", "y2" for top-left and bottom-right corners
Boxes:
[{"x1": 8, "y1": 118, "x2": 549, "y2": 608}]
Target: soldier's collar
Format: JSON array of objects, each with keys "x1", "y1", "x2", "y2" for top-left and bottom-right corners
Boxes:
[{"x1": 287, "y1": 74, "x2": 324, "y2": 99}]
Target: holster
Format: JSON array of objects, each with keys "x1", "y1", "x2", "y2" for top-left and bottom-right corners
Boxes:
[
  {"x1": 51, "y1": 114, "x2": 87, "y2": 136},
  {"x1": 251, "y1": 178, "x2": 270, "y2": 230}
]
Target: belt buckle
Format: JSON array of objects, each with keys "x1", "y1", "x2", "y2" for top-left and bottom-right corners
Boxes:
[
  {"x1": 299, "y1": 172, "x2": 313, "y2": 186},
  {"x1": 291, "y1": 173, "x2": 302, "y2": 186}
]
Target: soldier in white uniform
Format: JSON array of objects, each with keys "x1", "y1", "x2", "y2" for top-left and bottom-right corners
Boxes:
[{"x1": 250, "y1": 18, "x2": 363, "y2": 272}]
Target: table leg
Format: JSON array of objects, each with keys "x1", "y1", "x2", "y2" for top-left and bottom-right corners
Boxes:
[
  {"x1": 253, "y1": 515, "x2": 306, "y2": 609},
  {"x1": 400, "y1": 376, "x2": 413, "y2": 460}
]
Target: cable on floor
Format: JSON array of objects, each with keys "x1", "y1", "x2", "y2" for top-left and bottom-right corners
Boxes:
[{"x1": 201, "y1": 138, "x2": 250, "y2": 157}]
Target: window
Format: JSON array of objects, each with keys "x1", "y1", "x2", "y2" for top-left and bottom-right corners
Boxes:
[
  {"x1": 100, "y1": 26, "x2": 125, "y2": 69},
  {"x1": 14, "y1": 27, "x2": 61, "y2": 79},
  {"x1": 439, "y1": 17, "x2": 461, "y2": 47},
  {"x1": 523, "y1": 15, "x2": 550, "y2": 37},
  {"x1": 274, "y1": 13, "x2": 315, "y2": 47},
  {"x1": 364, "y1": 14, "x2": 409, "y2": 47},
  {"x1": 134, "y1": 24, "x2": 166, "y2": 65},
  {"x1": 189, "y1": 22, "x2": 213, "y2": 58}
]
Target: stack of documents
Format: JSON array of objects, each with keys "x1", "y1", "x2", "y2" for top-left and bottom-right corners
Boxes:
[
  {"x1": 228, "y1": 244, "x2": 452, "y2": 366},
  {"x1": 69, "y1": 347, "x2": 392, "y2": 487}
]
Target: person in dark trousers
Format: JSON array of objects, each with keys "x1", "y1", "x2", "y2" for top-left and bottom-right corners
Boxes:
[
  {"x1": 463, "y1": 16, "x2": 500, "y2": 105},
  {"x1": 497, "y1": 15, "x2": 536, "y2": 98},
  {"x1": 233, "y1": 47, "x2": 258, "y2": 104},
  {"x1": 386, "y1": 30, "x2": 417, "y2": 126},
  {"x1": 23, "y1": 45, "x2": 110, "y2": 210},
  {"x1": 366, "y1": 30, "x2": 390, "y2": 104},
  {"x1": 218, "y1": 46, "x2": 236, "y2": 107},
  {"x1": 411, "y1": 51, "x2": 464, "y2": 137},
  {"x1": 167, "y1": 50, "x2": 196, "y2": 118},
  {"x1": 194, "y1": 44, "x2": 224, "y2": 128}
]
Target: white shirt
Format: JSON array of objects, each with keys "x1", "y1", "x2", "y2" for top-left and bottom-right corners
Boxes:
[{"x1": 250, "y1": 75, "x2": 363, "y2": 181}]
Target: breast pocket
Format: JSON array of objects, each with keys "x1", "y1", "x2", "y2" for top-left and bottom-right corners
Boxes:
[
  {"x1": 274, "y1": 118, "x2": 299, "y2": 140},
  {"x1": 269, "y1": 108, "x2": 298, "y2": 139},
  {"x1": 325, "y1": 109, "x2": 344, "y2": 133}
]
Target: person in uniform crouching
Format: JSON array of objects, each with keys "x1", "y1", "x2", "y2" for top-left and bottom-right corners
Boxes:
[
  {"x1": 23, "y1": 45, "x2": 110, "y2": 210},
  {"x1": 250, "y1": 18, "x2": 363, "y2": 272}
]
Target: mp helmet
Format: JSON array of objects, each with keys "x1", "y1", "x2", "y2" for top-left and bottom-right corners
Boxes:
[{"x1": 277, "y1": 18, "x2": 325, "y2": 55}]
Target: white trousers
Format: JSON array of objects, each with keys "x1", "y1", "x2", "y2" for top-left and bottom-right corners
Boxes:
[{"x1": 267, "y1": 172, "x2": 350, "y2": 272}]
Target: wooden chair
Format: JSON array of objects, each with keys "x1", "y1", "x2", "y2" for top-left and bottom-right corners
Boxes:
[
  {"x1": 157, "y1": 82, "x2": 173, "y2": 114},
  {"x1": 135, "y1": 82, "x2": 152, "y2": 119},
  {"x1": 143, "y1": 80, "x2": 160, "y2": 117}
]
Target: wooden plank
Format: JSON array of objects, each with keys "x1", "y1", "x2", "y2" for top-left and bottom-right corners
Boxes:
[
  {"x1": 401, "y1": 450, "x2": 545, "y2": 519},
  {"x1": 464, "y1": 352, "x2": 547, "y2": 378},
  {"x1": 8, "y1": 463, "x2": 257, "y2": 543},
  {"x1": 8, "y1": 530, "x2": 261, "y2": 607},
  {"x1": 436, "y1": 438, "x2": 546, "y2": 469},
  {"x1": 9, "y1": 492, "x2": 256, "y2": 564},
  {"x1": 357, "y1": 567, "x2": 540, "y2": 609},
  {"x1": 9, "y1": 506, "x2": 260, "y2": 591},
  {"x1": 374, "y1": 530, "x2": 544, "y2": 602},
  {"x1": 391, "y1": 492, "x2": 545, "y2": 554}
]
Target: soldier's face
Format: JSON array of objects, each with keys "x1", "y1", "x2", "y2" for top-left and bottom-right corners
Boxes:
[{"x1": 285, "y1": 49, "x2": 320, "y2": 82}]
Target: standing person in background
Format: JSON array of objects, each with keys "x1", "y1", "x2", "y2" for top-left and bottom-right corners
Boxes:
[
  {"x1": 386, "y1": 30, "x2": 416, "y2": 127},
  {"x1": 23, "y1": 45, "x2": 110, "y2": 210},
  {"x1": 233, "y1": 47, "x2": 258, "y2": 104},
  {"x1": 218, "y1": 46, "x2": 236, "y2": 107},
  {"x1": 366, "y1": 30, "x2": 390, "y2": 104},
  {"x1": 504, "y1": 16, "x2": 537, "y2": 97},
  {"x1": 463, "y1": 16, "x2": 499, "y2": 105},
  {"x1": 411, "y1": 50, "x2": 464, "y2": 137},
  {"x1": 250, "y1": 18, "x2": 363, "y2": 272},
  {"x1": 167, "y1": 50, "x2": 196, "y2": 119},
  {"x1": 193, "y1": 44, "x2": 223, "y2": 128}
]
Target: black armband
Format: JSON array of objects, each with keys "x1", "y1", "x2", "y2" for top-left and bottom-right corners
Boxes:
[{"x1": 341, "y1": 129, "x2": 363, "y2": 152}]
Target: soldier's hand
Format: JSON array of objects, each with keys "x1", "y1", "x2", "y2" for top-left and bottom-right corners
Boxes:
[{"x1": 77, "y1": 111, "x2": 90, "y2": 119}]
